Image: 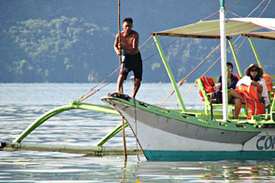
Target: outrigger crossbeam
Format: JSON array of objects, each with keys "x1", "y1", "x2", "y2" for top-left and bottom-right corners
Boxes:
[{"x1": 1, "y1": 142, "x2": 141, "y2": 156}]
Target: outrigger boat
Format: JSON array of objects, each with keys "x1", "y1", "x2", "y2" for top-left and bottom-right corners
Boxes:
[
  {"x1": 2, "y1": 2, "x2": 275, "y2": 161},
  {"x1": 101, "y1": 15, "x2": 275, "y2": 160}
]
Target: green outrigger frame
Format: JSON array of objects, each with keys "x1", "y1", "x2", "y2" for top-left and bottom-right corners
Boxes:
[
  {"x1": 3, "y1": 101, "x2": 136, "y2": 155},
  {"x1": 12, "y1": 101, "x2": 119, "y2": 144}
]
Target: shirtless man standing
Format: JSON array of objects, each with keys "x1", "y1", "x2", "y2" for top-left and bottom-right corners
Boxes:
[{"x1": 114, "y1": 17, "x2": 142, "y2": 98}]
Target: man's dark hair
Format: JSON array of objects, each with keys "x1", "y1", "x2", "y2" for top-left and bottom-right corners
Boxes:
[
  {"x1": 123, "y1": 17, "x2": 133, "y2": 24},
  {"x1": 227, "y1": 62, "x2": 233, "y2": 69}
]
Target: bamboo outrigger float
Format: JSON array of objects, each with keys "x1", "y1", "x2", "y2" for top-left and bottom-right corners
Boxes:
[{"x1": 2, "y1": 142, "x2": 141, "y2": 156}]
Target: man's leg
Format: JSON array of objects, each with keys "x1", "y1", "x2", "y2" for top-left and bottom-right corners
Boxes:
[
  {"x1": 228, "y1": 88, "x2": 244, "y2": 119},
  {"x1": 132, "y1": 78, "x2": 141, "y2": 98},
  {"x1": 117, "y1": 75, "x2": 125, "y2": 93},
  {"x1": 229, "y1": 88, "x2": 244, "y2": 100}
]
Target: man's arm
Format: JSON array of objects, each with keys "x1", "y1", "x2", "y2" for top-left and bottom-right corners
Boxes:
[
  {"x1": 214, "y1": 76, "x2": 222, "y2": 90},
  {"x1": 114, "y1": 34, "x2": 121, "y2": 56},
  {"x1": 228, "y1": 76, "x2": 238, "y2": 89},
  {"x1": 133, "y1": 33, "x2": 139, "y2": 49},
  {"x1": 251, "y1": 80, "x2": 263, "y2": 93}
]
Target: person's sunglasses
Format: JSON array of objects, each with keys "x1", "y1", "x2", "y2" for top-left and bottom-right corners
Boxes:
[
  {"x1": 227, "y1": 69, "x2": 233, "y2": 72},
  {"x1": 250, "y1": 68, "x2": 258, "y2": 72}
]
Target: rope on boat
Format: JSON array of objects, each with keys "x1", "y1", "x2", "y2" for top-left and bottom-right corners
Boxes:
[
  {"x1": 142, "y1": 37, "x2": 180, "y2": 63},
  {"x1": 116, "y1": 0, "x2": 128, "y2": 163},
  {"x1": 139, "y1": 35, "x2": 153, "y2": 52},
  {"x1": 78, "y1": 0, "x2": 269, "y2": 144},
  {"x1": 258, "y1": 0, "x2": 271, "y2": 17},
  {"x1": 77, "y1": 0, "x2": 270, "y2": 105},
  {"x1": 157, "y1": 44, "x2": 220, "y2": 107},
  {"x1": 76, "y1": 36, "x2": 177, "y2": 102},
  {"x1": 179, "y1": 35, "x2": 244, "y2": 105},
  {"x1": 4, "y1": 0, "x2": 272, "y2": 157},
  {"x1": 197, "y1": 0, "x2": 241, "y2": 22},
  {"x1": 158, "y1": 0, "x2": 271, "y2": 108},
  {"x1": 134, "y1": 99, "x2": 140, "y2": 161},
  {"x1": 247, "y1": 0, "x2": 267, "y2": 17},
  {"x1": 77, "y1": 67, "x2": 119, "y2": 101},
  {"x1": 227, "y1": 9, "x2": 242, "y2": 18}
]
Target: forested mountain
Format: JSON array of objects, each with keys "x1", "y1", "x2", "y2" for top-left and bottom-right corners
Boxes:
[{"x1": 1, "y1": 0, "x2": 274, "y2": 83}]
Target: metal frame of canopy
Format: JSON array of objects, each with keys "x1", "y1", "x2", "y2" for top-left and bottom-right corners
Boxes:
[
  {"x1": 242, "y1": 32, "x2": 275, "y2": 75},
  {"x1": 151, "y1": 17, "x2": 275, "y2": 118},
  {"x1": 243, "y1": 32, "x2": 275, "y2": 41}
]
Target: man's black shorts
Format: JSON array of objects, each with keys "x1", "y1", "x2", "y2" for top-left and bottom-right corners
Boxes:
[{"x1": 120, "y1": 52, "x2": 143, "y2": 80}]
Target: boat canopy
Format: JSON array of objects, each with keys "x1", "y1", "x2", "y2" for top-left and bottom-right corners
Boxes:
[
  {"x1": 152, "y1": 18, "x2": 275, "y2": 39},
  {"x1": 243, "y1": 32, "x2": 275, "y2": 40}
]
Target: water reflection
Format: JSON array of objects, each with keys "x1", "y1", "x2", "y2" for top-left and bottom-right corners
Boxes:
[
  {"x1": 0, "y1": 153, "x2": 140, "y2": 182},
  {"x1": 136, "y1": 161, "x2": 275, "y2": 182}
]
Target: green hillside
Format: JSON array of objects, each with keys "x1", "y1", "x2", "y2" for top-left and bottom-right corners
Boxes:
[{"x1": 0, "y1": 0, "x2": 274, "y2": 83}]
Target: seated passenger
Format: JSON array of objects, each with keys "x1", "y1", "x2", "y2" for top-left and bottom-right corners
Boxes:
[
  {"x1": 236, "y1": 63, "x2": 270, "y2": 107},
  {"x1": 212, "y1": 62, "x2": 244, "y2": 119}
]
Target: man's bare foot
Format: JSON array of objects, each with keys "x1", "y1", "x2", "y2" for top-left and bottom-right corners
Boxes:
[{"x1": 109, "y1": 92, "x2": 123, "y2": 97}]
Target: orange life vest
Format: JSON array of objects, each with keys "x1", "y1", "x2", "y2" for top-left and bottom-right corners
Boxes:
[
  {"x1": 262, "y1": 74, "x2": 273, "y2": 92},
  {"x1": 233, "y1": 74, "x2": 240, "y2": 80},
  {"x1": 198, "y1": 77, "x2": 214, "y2": 101},
  {"x1": 237, "y1": 84, "x2": 265, "y2": 119}
]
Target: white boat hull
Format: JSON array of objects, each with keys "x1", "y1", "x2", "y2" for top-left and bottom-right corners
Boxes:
[{"x1": 102, "y1": 96, "x2": 275, "y2": 161}]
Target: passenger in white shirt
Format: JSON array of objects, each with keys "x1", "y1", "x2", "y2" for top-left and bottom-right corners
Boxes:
[{"x1": 237, "y1": 63, "x2": 270, "y2": 106}]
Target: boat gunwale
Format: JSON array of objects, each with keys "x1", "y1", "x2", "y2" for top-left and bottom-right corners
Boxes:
[{"x1": 102, "y1": 96, "x2": 262, "y2": 133}]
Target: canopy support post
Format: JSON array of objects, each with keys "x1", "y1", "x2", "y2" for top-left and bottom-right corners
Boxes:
[
  {"x1": 220, "y1": 0, "x2": 228, "y2": 121},
  {"x1": 247, "y1": 36, "x2": 266, "y2": 74},
  {"x1": 153, "y1": 34, "x2": 187, "y2": 112},
  {"x1": 228, "y1": 38, "x2": 243, "y2": 77}
]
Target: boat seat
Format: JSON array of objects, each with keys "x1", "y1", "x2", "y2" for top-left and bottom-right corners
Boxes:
[{"x1": 197, "y1": 76, "x2": 247, "y2": 118}]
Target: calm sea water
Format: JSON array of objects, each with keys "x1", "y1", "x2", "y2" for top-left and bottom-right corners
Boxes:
[{"x1": 1, "y1": 83, "x2": 275, "y2": 182}]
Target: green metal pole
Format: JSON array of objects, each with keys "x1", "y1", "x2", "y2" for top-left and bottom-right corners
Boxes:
[
  {"x1": 228, "y1": 38, "x2": 242, "y2": 77},
  {"x1": 153, "y1": 34, "x2": 187, "y2": 112},
  {"x1": 95, "y1": 123, "x2": 128, "y2": 146},
  {"x1": 248, "y1": 36, "x2": 265, "y2": 74}
]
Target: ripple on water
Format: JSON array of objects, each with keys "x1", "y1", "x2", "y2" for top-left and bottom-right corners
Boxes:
[{"x1": 1, "y1": 83, "x2": 275, "y2": 182}]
